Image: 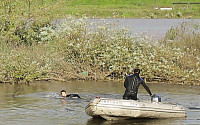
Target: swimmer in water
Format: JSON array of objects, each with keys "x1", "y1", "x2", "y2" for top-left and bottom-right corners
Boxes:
[{"x1": 60, "y1": 90, "x2": 81, "y2": 98}]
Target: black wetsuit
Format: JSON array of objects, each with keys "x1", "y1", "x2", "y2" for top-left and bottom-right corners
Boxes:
[
  {"x1": 66, "y1": 94, "x2": 81, "y2": 98},
  {"x1": 123, "y1": 74, "x2": 152, "y2": 100}
]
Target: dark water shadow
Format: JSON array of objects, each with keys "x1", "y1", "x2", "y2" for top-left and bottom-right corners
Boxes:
[
  {"x1": 86, "y1": 117, "x2": 185, "y2": 125},
  {"x1": 187, "y1": 107, "x2": 200, "y2": 110}
]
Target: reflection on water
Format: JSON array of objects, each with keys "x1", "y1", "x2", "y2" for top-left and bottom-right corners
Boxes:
[
  {"x1": 86, "y1": 117, "x2": 186, "y2": 125},
  {"x1": 0, "y1": 81, "x2": 200, "y2": 125}
]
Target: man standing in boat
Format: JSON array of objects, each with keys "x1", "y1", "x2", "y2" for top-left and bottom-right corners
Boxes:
[{"x1": 123, "y1": 69, "x2": 152, "y2": 100}]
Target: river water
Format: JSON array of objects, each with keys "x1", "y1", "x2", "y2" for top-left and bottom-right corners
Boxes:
[
  {"x1": 0, "y1": 81, "x2": 200, "y2": 125},
  {"x1": 89, "y1": 19, "x2": 200, "y2": 40}
]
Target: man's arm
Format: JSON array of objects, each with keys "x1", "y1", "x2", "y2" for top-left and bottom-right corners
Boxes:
[
  {"x1": 141, "y1": 81, "x2": 152, "y2": 96},
  {"x1": 74, "y1": 94, "x2": 81, "y2": 98},
  {"x1": 124, "y1": 76, "x2": 128, "y2": 88},
  {"x1": 67, "y1": 94, "x2": 81, "y2": 98}
]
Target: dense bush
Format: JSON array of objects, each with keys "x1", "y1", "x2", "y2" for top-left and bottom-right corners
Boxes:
[
  {"x1": 0, "y1": 13, "x2": 199, "y2": 84},
  {"x1": 39, "y1": 17, "x2": 200, "y2": 84}
]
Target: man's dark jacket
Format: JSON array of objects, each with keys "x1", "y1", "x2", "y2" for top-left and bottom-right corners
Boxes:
[{"x1": 124, "y1": 74, "x2": 152, "y2": 95}]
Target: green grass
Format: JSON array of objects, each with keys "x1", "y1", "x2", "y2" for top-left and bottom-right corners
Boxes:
[
  {"x1": 1, "y1": 0, "x2": 200, "y2": 19},
  {"x1": 65, "y1": 0, "x2": 200, "y2": 18}
]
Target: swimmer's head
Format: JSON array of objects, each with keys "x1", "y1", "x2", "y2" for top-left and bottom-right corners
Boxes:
[{"x1": 61, "y1": 90, "x2": 67, "y2": 97}]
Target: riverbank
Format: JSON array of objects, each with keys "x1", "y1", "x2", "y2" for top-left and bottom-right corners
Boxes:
[
  {"x1": 0, "y1": 1, "x2": 199, "y2": 85},
  {"x1": 0, "y1": 16, "x2": 200, "y2": 85}
]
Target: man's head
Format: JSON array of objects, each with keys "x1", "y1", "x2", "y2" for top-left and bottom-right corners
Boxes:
[
  {"x1": 61, "y1": 90, "x2": 67, "y2": 97},
  {"x1": 134, "y1": 69, "x2": 140, "y2": 74}
]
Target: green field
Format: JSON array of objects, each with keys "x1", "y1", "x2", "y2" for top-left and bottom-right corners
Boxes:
[
  {"x1": 1, "y1": 0, "x2": 200, "y2": 19},
  {"x1": 55, "y1": 0, "x2": 200, "y2": 18}
]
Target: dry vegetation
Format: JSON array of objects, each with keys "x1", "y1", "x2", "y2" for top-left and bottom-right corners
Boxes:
[{"x1": 0, "y1": 1, "x2": 199, "y2": 85}]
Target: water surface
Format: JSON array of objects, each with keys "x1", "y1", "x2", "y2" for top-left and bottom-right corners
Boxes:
[
  {"x1": 0, "y1": 81, "x2": 200, "y2": 125},
  {"x1": 90, "y1": 19, "x2": 200, "y2": 40}
]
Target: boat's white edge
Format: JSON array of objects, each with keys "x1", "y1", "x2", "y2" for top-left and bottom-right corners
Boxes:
[{"x1": 97, "y1": 98, "x2": 186, "y2": 112}]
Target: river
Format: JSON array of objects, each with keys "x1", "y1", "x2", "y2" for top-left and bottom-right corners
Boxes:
[
  {"x1": 89, "y1": 19, "x2": 200, "y2": 40},
  {"x1": 0, "y1": 81, "x2": 200, "y2": 125}
]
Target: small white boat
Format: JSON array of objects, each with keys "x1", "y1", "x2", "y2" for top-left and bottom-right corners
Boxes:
[{"x1": 85, "y1": 98, "x2": 186, "y2": 120}]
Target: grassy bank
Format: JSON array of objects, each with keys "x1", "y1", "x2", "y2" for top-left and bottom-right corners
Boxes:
[
  {"x1": 1, "y1": 0, "x2": 200, "y2": 19},
  {"x1": 0, "y1": 1, "x2": 199, "y2": 85},
  {"x1": 66, "y1": 0, "x2": 200, "y2": 18}
]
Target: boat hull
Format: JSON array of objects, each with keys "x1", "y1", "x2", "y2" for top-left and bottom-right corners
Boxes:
[{"x1": 85, "y1": 98, "x2": 186, "y2": 120}]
